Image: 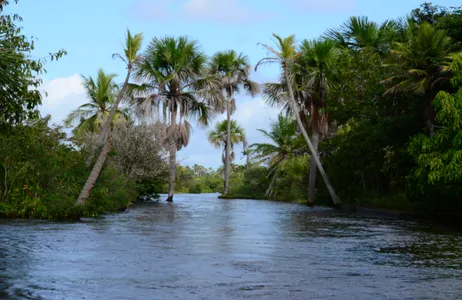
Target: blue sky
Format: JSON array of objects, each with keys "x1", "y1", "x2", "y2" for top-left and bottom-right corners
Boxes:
[{"x1": 7, "y1": 0, "x2": 461, "y2": 168}]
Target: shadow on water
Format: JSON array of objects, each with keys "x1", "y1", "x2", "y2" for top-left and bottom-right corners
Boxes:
[{"x1": 1, "y1": 194, "x2": 462, "y2": 299}]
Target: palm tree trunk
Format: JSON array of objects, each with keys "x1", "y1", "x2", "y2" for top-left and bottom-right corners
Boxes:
[
  {"x1": 167, "y1": 146, "x2": 176, "y2": 202},
  {"x1": 167, "y1": 106, "x2": 177, "y2": 202},
  {"x1": 76, "y1": 139, "x2": 112, "y2": 204},
  {"x1": 308, "y1": 128, "x2": 319, "y2": 205},
  {"x1": 283, "y1": 64, "x2": 341, "y2": 207},
  {"x1": 75, "y1": 70, "x2": 131, "y2": 205},
  {"x1": 245, "y1": 147, "x2": 250, "y2": 169},
  {"x1": 224, "y1": 94, "x2": 232, "y2": 194}
]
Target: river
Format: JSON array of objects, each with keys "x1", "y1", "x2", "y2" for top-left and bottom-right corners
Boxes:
[{"x1": 1, "y1": 194, "x2": 462, "y2": 299}]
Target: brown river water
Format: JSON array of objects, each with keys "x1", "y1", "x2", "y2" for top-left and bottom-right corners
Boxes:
[{"x1": 1, "y1": 193, "x2": 462, "y2": 299}]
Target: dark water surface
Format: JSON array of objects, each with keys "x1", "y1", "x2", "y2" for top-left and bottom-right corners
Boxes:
[{"x1": 1, "y1": 194, "x2": 462, "y2": 299}]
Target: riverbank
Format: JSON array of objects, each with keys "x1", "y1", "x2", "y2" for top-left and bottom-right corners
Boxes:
[
  {"x1": 220, "y1": 194, "x2": 462, "y2": 225},
  {"x1": 0, "y1": 201, "x2": 133, "y2": 221}
]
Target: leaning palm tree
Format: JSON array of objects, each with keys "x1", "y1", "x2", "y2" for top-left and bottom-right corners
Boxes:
[
  {"x1": 298, "y1": 39, "x2": 339, "y2": 204},
  {"x1": 384, "y1": 22, "x2": 454, "y2": 136},
  {"x1": 132, "y1": 36, "x2": 222, "y2": 202},
  {"x1": 250, "y1": 114, "x2": 305, "y2": 197},
  {"x1": 64, "y1": 68, "x2": 129, "y2": 138},
  {"x1": 209, "y1": 50, "x2": 259, "y2": 194},
  {"x1": 208, "y1": 119, "x2": 247, "y2": 186},
  {"x1": 256, "y1": 33, "x2": 342, "y2": 206},
  {"x1": 75, "y1": 30, "x2": 143, "y2": 205}
]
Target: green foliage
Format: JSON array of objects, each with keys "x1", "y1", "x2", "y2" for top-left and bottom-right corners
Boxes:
[
  {"x1": 228, "y1": 166, "x2": 270, "y2": 199},
  {"x1": 0, "y1": 120, "x2": 135, "y2": 219},
  {"x1": 408, "y1": 89, "x2": 462, "y2": 211},
  {"x1": 160, "y1": 165, "x2": 223, "y2": 194},
  {"x1": 64, "y1": 69, "x2": 130, "y2": 139},
  {"x1": 0, "y1": 1, "x2": 66, "y2": 127},
  {"x1": 412, "y1": 2, "x2": 462, "y2": 45},
  {"x1": 226, "y1": 160, "x2": 309, "y2": 202},
  {"x1": 228, "y1": 3, "x2": 462, "y2": 212}
]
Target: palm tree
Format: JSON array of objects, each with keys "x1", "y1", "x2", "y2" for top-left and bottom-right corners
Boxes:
[
  {"x1": 209, "y1": 50, "x2": 259, "y2": 194},
  {"x1": 242, "y1": 140, "x2": 251, "y2": 168},
  {"x1": 74, "y1": 30, "x2": 143, "y2": 205},
  {"x1": 384, "y1": 22, "x2": 454, "y2": 136},
  {"x1": 250, "y1": 114, "x2": 305, "y2": 197},
  {"x1": 64, "y1": 69, "x2": 129, "y2": 139},
  {"x1": 208, "y1": 119, "x2": 246, "y2": 186},
  {"x1": 132, "y1": 36, "x2": 222, "y2": 202},
  {"x1": 324, "y1": 16, "x2": 399, "y2": 55},
  {"x1": 298, "y1": 39, "x2": 339, "y2": 204},
  {"x1": 256, "y1": 33, "x2": 342, "y2": 206}
]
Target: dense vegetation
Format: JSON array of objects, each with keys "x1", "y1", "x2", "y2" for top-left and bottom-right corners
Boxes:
[
  {"x1": 2, "y1": 2, "x2": 462, "y2": 219},
  {"x1": 226, "y1": 3, "x2": 462, "y2": 213}
]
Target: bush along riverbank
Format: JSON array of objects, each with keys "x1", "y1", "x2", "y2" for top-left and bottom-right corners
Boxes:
[{"x1": 0, "y1": 120, "x2": 161, "y2": 220}]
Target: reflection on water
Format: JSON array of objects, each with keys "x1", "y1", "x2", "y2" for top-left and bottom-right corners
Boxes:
[{"x1": 1, "y1": 194, "x2": 462, "y2": 299}]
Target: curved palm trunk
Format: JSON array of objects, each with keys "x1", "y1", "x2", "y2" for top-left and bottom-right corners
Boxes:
[
  {"x1": 224, "y1": 93, "x2": 232, "y2": 194},
  {"x1": 167, "y1": 146, "x2": 176, "y2": 202},
  {"x1": 99, "y1": 71, "x2": 131, "y2": 143},
  {"x1": 76, "y1": 70, "x2": 131, "y2": 205},
  {"x1": 308, "y1": 128, "x2": 319, "y2": 205},
  {"x1": 76, "y1": 139, "x2": 112, "y2": 205},
  {"x1": 283, "y1": 64, "x2": 341, "y2": 207}
]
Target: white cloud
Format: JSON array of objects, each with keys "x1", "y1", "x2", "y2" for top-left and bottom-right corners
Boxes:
[
  {"x1": 128, "y1": 0, "x2": 264, "y2": 23},
  {"x1": 39, "y1": 74, "x2": 87, "y2": 125}
]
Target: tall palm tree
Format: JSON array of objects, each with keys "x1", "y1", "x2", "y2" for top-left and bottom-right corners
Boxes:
[
  {"x1": 208, "y1": 119, "x2": 247, "y2": 183},
  {"x1": 209, "y1": 50, "x2": 259, "y2": 194},
  {"x1": 256, "y1": 33, "x2": 342, "y2": 206},
  {"x1": 75, "y1": 30, "x2": 143, "y2": 205},
  {"x1": 298, "y1": 39, "x2": 339, "y2": 204},
  {"x1": 250, "y1": 114, "x2": 305, "y2": 197},
  {"x1": 64, "y1": 68, "x2": 129, "y2": 138},
  {"x1": 384, "y1": 22, "x2": 454, "y2": 136},
  {"x1": 132, "y1": 36, "x2": 222, "y2": 202}
]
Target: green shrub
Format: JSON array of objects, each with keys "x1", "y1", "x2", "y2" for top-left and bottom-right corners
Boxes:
[{"x1": 0, "y1": 119, "x2": 139, "y2": 220}]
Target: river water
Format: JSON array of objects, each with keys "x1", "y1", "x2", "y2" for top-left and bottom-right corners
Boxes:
[{"x1": 1, "y1": 194, "x2": 462, "y2": 299}]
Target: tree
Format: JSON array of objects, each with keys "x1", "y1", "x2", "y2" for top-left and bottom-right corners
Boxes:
[
  {"x1": 411, "y1": 2, "x2": 446, "y2": 25},
  {"x1": 408, "y1": 88, "x2": 462, "y2": 211},
  {"x1": 297, "y1": 39, "x2": 339, "y2": 204},
  {"x1": 132, "y1": 36, "x2": 221, "y2": 202},
  {"x1": 256, "y1": 33, "x2": 342, "y2": 206},
  {"x1": 209, "y1": 50, "x2": 259, "y2": 194},
  {"x1": 208, "y1": 119, "x2": 247, "y2": 186},
  {"x1": 384, "y1": 22, "x2": 454, "y2": 136},
  {"x1": 324, "y1": 16, "x2": 398, "y2": 55},
  {"x1": 107, "y1": 123, "x2": 167, "y2": 181},
  {"x1": 75, "y1": 30, "x2": 142, "y2": 205},
  {"x1": 64, "y1": 69, "x2": 129, "y2": 139},
  {"x1": 0, "y1": 0, "x2": 66, "y2": 127},
  {"x1": 250, "y1": 114, "x2": 305, "y2": 197}
]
